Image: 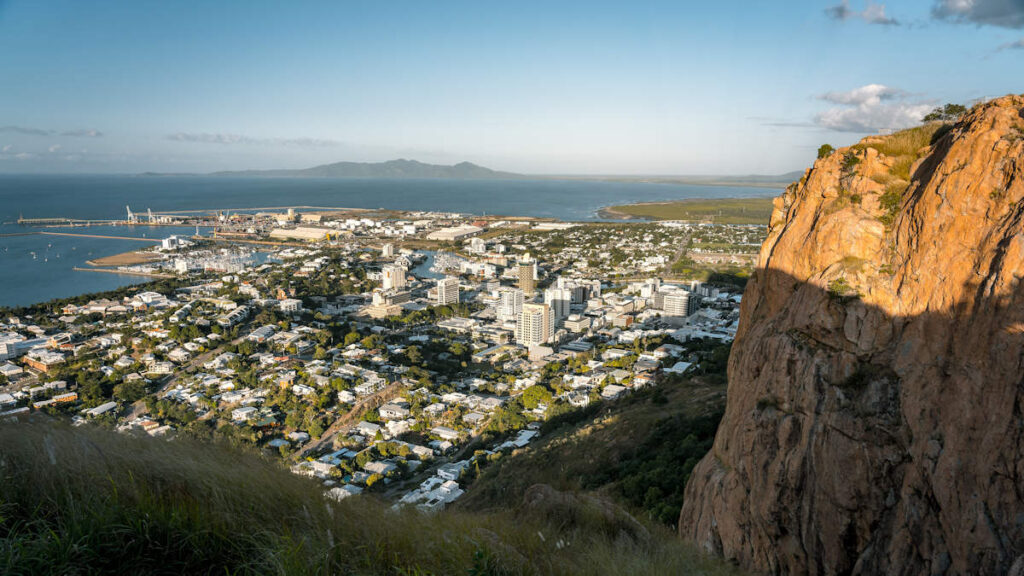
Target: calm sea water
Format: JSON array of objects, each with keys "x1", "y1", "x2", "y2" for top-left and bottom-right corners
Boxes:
[{"x1": 0, "y1": 175, "x2": 777, "y2": 308}]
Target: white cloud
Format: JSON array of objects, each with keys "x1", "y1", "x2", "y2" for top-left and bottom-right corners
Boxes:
[
  {"x1": 61, "y1": 129, "x2": 103, "y2": 138},
  {"x1": 825, "y1": 0, "x2": 900, "y2": 25},
  {"x1": 48, "y1": 144, "x2": 62, "y2": 153},
  {"x1": 998, "y1": 37, "x2": 1024, "y2": 49},
  {"x1": 1, "y1": 145, "x2": 11, "y2": 153},
  {"x1": 0, "y1": 125, "x2": 103, "y2": 137},
  {"x1": 167, "y1": 132, "x2": 341, "y2": 147},
  {"x1": 820, "y1": 83, "x2": 904, "y2": 106},
  {"x1": 815, "y1": 84, "x2": 932, "y2": 132},
  {"x1": 932, "y1": 0, "x2": 1024, "y2": 29},
  {"x1": 0, "y1": 125, "x2": 51, "y2": 136}
]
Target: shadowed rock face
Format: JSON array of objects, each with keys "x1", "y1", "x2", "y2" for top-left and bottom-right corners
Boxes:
[{"x1": 679, "y1": 95, "x2": 1024, "y2": 575}]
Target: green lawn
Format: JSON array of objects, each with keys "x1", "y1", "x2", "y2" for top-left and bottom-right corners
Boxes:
[{"x1": 606, "y1": 197, "x2": 775, "y2": 224}]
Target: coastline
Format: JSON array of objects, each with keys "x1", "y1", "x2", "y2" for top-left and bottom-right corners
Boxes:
[
  {"x1": 599, "y1": 197, "x2": 775, "y2": 224},
  {"x1": 596, "y1": 206, "x2": 652, "y2": 221},
  {"x1": 86, "y1": 250, "x2": 164, "y2": 267},
  {"x1": 73, "y1": 266, "x2": 175, "y2": 279}
]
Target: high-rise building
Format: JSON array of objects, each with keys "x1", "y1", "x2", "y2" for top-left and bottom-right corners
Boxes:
[
  {"x1": 468, "y1": 237, "x2": 487, "y2": 254},
  {"x1": 382, "y1": 263, "x2": 407, "y2": 291},
  {"x1": 663, "y1": 293, "x2": 691, "y2": 317},
  {"x1": 437, "y1": 276, "x2": 459, "y2": 305},
  {"x1": 517, "y1": 254, "x2": 537, "y2": 293},
  {"x1": 544, "y1": 287, "x2": 572, "y2": 322},
  {"x1": 556, "y1": 277, "x2": 601, "y2": 304},
  {"x1": 516, "y1": 302, "x2": 553, "y2": 346},
  {"x1": 497, "y1": 287, "x2": 524, "y2": 321},
  {"x1": 381, "y1": 243, "x2": 395, "y2": 258}
]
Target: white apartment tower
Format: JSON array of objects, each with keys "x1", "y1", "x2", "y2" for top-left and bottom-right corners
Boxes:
[
  {"x1": 497, "y1": 287, "x2": 525, "y2": 321},
  {"x1": 382, "y1": 263, "x2": 407, "y2": 291},
  {"x1": 516, "y1": 302, "x2": 554, "y2": 347},
  {"x1": 663, "y1": 292, "x2": 691, "y2": 317},
  {"x1": 544, "y1": 287, "x2": 572, "y2": 322},
  {"x1": 437, "y1": 276, "x2": 460, "y2": 306}
]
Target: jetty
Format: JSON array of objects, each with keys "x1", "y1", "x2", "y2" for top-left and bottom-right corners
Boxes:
[
  {"x1": 73, "y1": 267, "x2": 174, "y2": 279},
  {"x1": 17, "y1": 217, "x2": 117, "y2": 226},
  {"x1": 38, "y1": 232, "x2": 161, "y2": 243}
]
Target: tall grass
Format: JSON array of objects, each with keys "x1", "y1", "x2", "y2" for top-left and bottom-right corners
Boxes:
[
  {"x1": 0, "y1": 418, "x2": 741, "y2": 575},
  {"x1": 854, "y1": 122, "x2": 951, "y2": 228},
  {"x1": 858, "y1": 123, "x2": 946, "y2": 158}
]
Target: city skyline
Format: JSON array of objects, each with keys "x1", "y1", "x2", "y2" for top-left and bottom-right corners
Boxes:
[{"x1": 1, "y1": 0, "x2": 1022, "y2": 175}]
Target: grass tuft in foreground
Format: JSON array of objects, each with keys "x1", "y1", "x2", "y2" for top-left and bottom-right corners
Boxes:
[{"x1": 0, "y1": 417, "x2": 740, "y2": 575}]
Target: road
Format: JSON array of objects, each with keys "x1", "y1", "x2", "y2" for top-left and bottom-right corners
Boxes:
[
  {"x1": 125, "y1": 333, "x2": 248, "y2": 421},
  {"x1": 297, "y1": 382, "x2": 404, "y2": 458}
]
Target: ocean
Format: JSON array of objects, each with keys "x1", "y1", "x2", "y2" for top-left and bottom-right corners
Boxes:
[{"x1": 0, "y1": 174, "x2": 777, "y2": 308}]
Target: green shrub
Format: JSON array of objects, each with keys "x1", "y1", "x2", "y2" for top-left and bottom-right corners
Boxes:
[
  {"x1": 827, "y1": 276, "x2": 858, "y2": 299},
  {"x1": 922, "y1": 103, "x2": 966, "y2": 123},
  {"x1": 878, "y1": 181, "x2": 907, "y2": 227},
  {"x1": 817, "y1": 144, "x2": 835, "y2": 159}
]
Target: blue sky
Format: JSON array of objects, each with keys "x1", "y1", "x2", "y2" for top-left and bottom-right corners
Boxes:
[{"x1": 0, "y1": 0, "x2": 1021, "y2": 175}]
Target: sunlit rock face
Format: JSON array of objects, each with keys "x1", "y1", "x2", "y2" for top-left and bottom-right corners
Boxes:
[{"x1": 680, "y1": 95, "x2": 1024, "y2": 575}]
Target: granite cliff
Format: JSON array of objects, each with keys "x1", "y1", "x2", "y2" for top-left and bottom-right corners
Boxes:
[{"x1": 680, "y1": 94, "x2": 1024, "y2": 575}]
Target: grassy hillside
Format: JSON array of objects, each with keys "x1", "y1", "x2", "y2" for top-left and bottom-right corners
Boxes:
[
  {"x1": 602, "y1": 197, "x2": 775, "y2": 224},
  {"x1": 0, "y1": 416, "x2": 739, "y2": 575},
  {"x1": 457, "y1": 370, "x2": 728, "y2": 527}
]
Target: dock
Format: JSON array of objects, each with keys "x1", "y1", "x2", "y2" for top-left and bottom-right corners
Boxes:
[
  {"x1": 17, "y1": 217, "x2": 117, "y2": 226},
  {"x1": 73, "y1": 267, "x2": 174, "y2": 279},
  {"x1": 39, "y1": 232, "x2": 162, "y2": 243}
]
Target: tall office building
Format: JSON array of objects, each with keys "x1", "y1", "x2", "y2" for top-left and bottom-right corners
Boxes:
[
  {"x1": 544, "y1": 287, "x2": 572, "y2": 322},
  {"x1": 382, "y1": 263, "x2": 407, "y2": 291},
  {"x1": 381, "y1": 243, "x2": 395, "y2": 258},
  {"x1": 516, "y1": 303, "x2": 554, "y2": 346},
  {"x1": 556, "y1": 277, "x2": 601, "y2": 304},
  {"x1": 517, "y1": 254, "x2": 537, "y2": 293},
  {"x1": 437, "y1": 276, "x2": 459, "y2": 305},
  {"x1": 663, "y1": 292, "x2": 691, "y2": 317},
  {"x1": 497, "y1": 287, "x2": 524, "y2": 321}
]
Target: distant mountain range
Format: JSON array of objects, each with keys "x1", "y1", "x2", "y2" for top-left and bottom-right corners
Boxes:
[
  {"x1": 207, "y1": 159, "x2": 523, "y2": 180},
  {"x1": 142, "y1": 158, "x2": 799, "y2": 188}
]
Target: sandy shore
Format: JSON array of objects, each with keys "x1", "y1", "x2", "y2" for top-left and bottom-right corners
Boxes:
[
  {"x1": 597, "y1": 205, "x2": 653, "y2": 221},
  {"x1": 87, "y1": 251, "x2": 164, "y2": 267}
]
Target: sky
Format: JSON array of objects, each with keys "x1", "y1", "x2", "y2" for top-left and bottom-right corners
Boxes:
[{"x1": 0, "y1": 0, "x2": 1022, "y2": 175}]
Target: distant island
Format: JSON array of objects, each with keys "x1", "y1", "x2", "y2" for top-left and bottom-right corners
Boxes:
[
  {"x1": 141, "y1": 158, "x2": 799, "y2": 188},
  {"x1": 204, "y1": 158, "x2": 524, "y2": 180}
]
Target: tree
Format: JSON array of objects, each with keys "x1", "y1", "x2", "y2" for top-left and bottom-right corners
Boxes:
[
  {"x1": 366, "y1": 473, "x2": 384, "y2": 489},
  {"x1": 113, "y1": 379, "x2": 146, "y2": 403},
  {"x1": 521, "y1": 385, "x2": 553, "y2": 410},
  {"x1": 307, "y1": 418, "x2": 325, "y2": 439},
  {"x1": 817, "y1": 144, "x2": 835, "y2": 159},
  {"x1": 406, "y1": 345, "x2": 422, "y2": 365},
  {"x1": 923, "y1": 103, "x2": 966, "y2": 123}
]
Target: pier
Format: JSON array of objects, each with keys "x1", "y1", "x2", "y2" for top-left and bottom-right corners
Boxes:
[
  {"x1": 39, "y1": 232, "x2": 162, "y2": 243},
  {"x1": 17, "y1": 217, "x2": 117, "y2": 226},
  {"x1": 73, "y1": 267, "x2": 174, "y2": 279}
]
